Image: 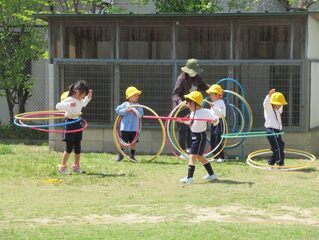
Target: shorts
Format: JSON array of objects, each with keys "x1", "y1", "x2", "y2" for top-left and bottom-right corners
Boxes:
[
  {"x1": 62, "y1": 119, "x2": 83, "y2": 142},
  {"x1": 190, "y1": 132, "x2": 207, "y2": 156},
  {"x1": 121, "y1": 131, "x2": 139, "y2": 144}
]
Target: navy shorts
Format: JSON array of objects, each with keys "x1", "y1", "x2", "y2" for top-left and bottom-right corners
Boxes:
[
  {"x1": 190, "y1": 132, "x2": 207, "y2": 156},
  {"x1": 121, "y1": 131, "x2": 138, "y2": 144},
  {"x1": 62, "y1": 119, "x2": 83, "y2": 142}
]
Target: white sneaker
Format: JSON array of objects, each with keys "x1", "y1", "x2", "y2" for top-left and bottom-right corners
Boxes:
[
  {"x1": 216, "y1": 158, "x2": 224, "y2": 163},
  {"x1": 180, "y1": 177, "x2": 193, "y2": 184},
  {"x1": 203, "y1": 174, "x2": 217, "y2": 181},
  {"x1": 186, "y1": 148, "x2": 191, "y2": 154}
]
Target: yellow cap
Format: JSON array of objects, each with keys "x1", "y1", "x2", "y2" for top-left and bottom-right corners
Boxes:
[
  {"x1": 126, "y1": 86, "x2": 142, "y2": 99},
  {"x1": 270, "y1": 92, "x2": 288, "y2": 105},
  {"x1": 60, "y1": 91, "x2": 69, "y2": 101},
  {"x1": 184, "y1": 91, "x2": 203, "y2": 107},
  {"x1": 206, "y1": 84, "x2": 223, "y2": 95}
]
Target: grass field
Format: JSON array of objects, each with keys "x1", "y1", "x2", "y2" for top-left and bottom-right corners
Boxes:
[{"x1": 0, "y1": 143, "x2": 318, "y2": 240}]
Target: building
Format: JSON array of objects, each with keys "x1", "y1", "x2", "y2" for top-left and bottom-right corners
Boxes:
[{"x1": 35, "y1": 12, "x2": 319, "y2": 155}]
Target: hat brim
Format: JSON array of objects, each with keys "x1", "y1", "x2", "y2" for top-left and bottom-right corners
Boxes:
[
  {"x1": 181, "y1": 66, "x2": 203, "y2": 77},
  {"x1": 271, "y1": 100, "x2": 288, "y2": 105},
  {"x1": 126, "y1": 90, "x2": 142, "y2": 99},
  {"x1": 184, "y1": 94, "x2": 202, "y2": 107}
]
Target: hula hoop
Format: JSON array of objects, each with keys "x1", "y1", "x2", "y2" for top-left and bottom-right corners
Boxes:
[
  {"x1": 18, "y1": 118, "x2": 88, "y2": 133},
  {"x1": 216, "y1": 78, "x2": 246, "y2": 97},
  {"x1": 246, "y1": 148, "x2": 316, "y2": 171},
  {"x1": 116, "y1": 108, "x2": 142, "y2": 147},
  {"x1": 143, "y1": 116, "x2": 218, "y2": 122},
  {"x1": 113, "y1": 104, "x2": 166, "y2": 162},
  {"x1": 222, "y1": 131, "x2": 285, "y2": 139},
  {"x1": 165, "y1": 102, "x2": 227, "y2": 161},
  {"x1": 44, "y1": 178, "x2": 64, "y2": 184},
  {"x1": 14, "y1": 113, "x2": 81, "y2": 128},
  {"x1": 15, "y1": 110, "x2": 81, "y2": 120}
]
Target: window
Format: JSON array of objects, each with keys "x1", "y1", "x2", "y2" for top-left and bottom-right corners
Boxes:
[
  {"x1": 64, "y1": 25, "x2": 115, "y2": 59},
  {"x1": 120, "y1": 24, "x2": 171, "y2": 59},
  {"x1": 235, "y1": 24, "x2": 290, "y2": 59},
  {"x1": 177, "y1": 24, "x2": 230, "y2": 59}
]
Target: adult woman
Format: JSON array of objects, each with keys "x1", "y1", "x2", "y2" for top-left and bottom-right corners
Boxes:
[{"x1": 171, "y1": 59, "x2": 209, "y2": 157}]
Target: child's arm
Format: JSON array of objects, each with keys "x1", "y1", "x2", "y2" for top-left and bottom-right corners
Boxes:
[
  {"x1": 263, "y1": 89, "x2": 276, "y2": 109},
  {"x1": 82, "y1": 90, "x2": 93, "y2": 107},
  {"x1": 115, "y1": 102, "x2": 129, "y2": 116},
  {"x1": 56, "y1": 99, "x2": 73, "y2": 110}
]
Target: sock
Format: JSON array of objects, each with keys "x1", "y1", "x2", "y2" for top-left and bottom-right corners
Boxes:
[
  {"x1": 203, "y1": 162, "x2": 214, "y2": 176},
  {"x1": 187, "y1": 165, "x2": 195, "y2": 178},
  {"x1": 131, "y1": 149, "x2": 136, "y2": 156}
]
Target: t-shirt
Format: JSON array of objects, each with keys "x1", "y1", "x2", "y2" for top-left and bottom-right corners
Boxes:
[
  {"x1": 263, "y1": 95, "x2": 283, "y2": 130},
  {"x1": 187, "y1": 108, "x2": 217, "y2": 133},
  {"x1": 56, "y1": 96, "x2": 91, "y2": 119}
]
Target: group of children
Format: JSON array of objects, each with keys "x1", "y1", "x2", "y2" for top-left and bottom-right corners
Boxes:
[{"x1": 55, "y1": 79, "x2": 288, "y2": 184}]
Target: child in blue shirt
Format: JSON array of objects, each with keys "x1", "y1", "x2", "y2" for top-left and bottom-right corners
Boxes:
[{"x1": 115, "y1": 86, "x2": 143, "y2": 161}]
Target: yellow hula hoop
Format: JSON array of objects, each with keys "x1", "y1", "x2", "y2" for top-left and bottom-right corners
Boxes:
[
  {"x1": 170, "y1": 102, "x2": 228, "y2": 161},
  {"x1": 15, "y1": 110, "x2": 82, "y2": 120},
  {"x1": 247, "y1": 148, "x2": 316, "y2": 171},
  {"x1": 113, "y1": 104, "x2": 166, "y2": 162}
]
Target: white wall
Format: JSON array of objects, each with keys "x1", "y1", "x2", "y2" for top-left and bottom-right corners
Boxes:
[
  {"x1": 310, "y1": 62, "x2": 319, "y2": 129},
  {"x1": 0, "y1": 59, "x2": 48, "y2": 124},
  {"x1": 307, "y1": 16, "x2": 319, "y2": 59}
]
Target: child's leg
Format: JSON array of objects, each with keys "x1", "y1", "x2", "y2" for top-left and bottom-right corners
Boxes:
[
  {"x1": 187, "y1": 154, "x2": 197, "y2": 178},
  {"x1": 73, "y1": 140, "x2": 81, "y2": 167},
  {"x1": 276, "y1": 135, "x2": 285, "y2": 166},
  {"x1": 198, "y1": 156, "x2": 215, "y2": 176},
  {"x1": 130, "y1": 143, "x2": 136, "y2": 156},
  {"x1": 61, "y1": 140, "x2": 74, "y2": 166},
  {"x1": 211, "y1": 123, "x2": 224, "y2": 159},
  {"x1": 266, "y1": 129, "x2": 281, "y2": 165}
]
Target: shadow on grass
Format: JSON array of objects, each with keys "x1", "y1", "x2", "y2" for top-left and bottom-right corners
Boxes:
[
  {"x1": 194, "y1": 179, "x2": 254, "y2": 187},
  {"x1": 86, "y1": 173, "x2": 127, "y2": 178},
  {"x1": 294, "y1": 167, "x2": 317, "y2": 173},
  {"x1": 140, "y1": 160, "x2": 183, "y2": 165}
]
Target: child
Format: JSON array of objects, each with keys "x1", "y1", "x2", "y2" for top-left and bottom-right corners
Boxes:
[
  {"x1": 115, "y1": 86, "x2": 144, "y2": 162},
  {"x1": 56, "y1": 80, "x2": 92, "y2": 174},
  {"x1": 263, "y1": 89, "x2": 287, "y2": 166},
  {"x1": 178, "y1": 91, "x2": 218, "y2": 184},
  {"x1": 206, "y1": 84, "x2": 226, "y2": 163}
]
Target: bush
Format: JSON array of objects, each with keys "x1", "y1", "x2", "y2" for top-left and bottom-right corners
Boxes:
[{"x1": 0, "y1": 124, "x2": 47, "y2": 140}]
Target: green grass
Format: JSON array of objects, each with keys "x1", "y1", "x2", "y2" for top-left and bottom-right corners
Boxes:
[{"x1": 0, "y1": 143, "x2": 318, "y2": 240}]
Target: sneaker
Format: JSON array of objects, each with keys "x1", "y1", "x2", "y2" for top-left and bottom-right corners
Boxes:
[
  {"x1": 203, "y1": 174, "x2": 217, "y2": 181},
  {"x1": 216, "y1": 158, "x2": 224, "y2": 163},
  {"x1": 180, "y1": 177, "x2": 193, "y2": 184},
  {"x1": 116, "y1": 154, "x2": 124, "y2": 162},
  {"x1": 72, "y1": 164, "x2": 86, "y2": 174},
  {"x1": 58, "y1": 165, "x2": 68, "y2": 174},
  {"x1": 186, "y1": 148, "x2": 191, "y2": 154},
  {"x1": 130, "y1": 155, "x2": 137, "y2": 162}
]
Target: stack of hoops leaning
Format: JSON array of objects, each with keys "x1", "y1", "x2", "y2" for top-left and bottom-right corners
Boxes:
[{"x1": 112, "y1": 78, "x2": 316, "y2": 171}]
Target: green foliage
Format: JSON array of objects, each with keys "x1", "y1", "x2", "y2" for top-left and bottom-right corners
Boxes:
[
  {"x1": 0, "y1": 0, "x2": 47, "y2": 122},
  {"x1": 0, "y1": 124, "x2": 47, "y2": 140}
]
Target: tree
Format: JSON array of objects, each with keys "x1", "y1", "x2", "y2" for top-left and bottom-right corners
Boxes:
[
  {"x1": 0, "y1": 0, "x2": 47, "y2": 123},
  {"x1": 48, "y1": 0, "x2": 127, "y2": 14},
  {"x1": 139, "y1": 0, "x2": 260, "y2": 13},
  {"x1": 278, "y1": 0, "x2": 318, "y2": 10}
]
